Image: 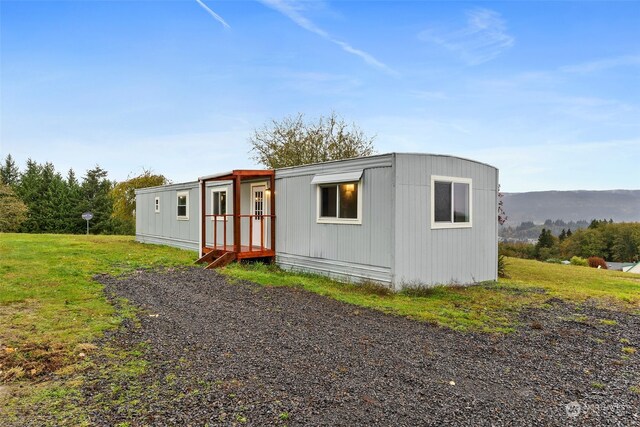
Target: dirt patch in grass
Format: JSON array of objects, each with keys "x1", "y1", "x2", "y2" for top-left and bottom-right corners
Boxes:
[{"x1": 1, "y1": 342, "x2": 68, "y2": 382}]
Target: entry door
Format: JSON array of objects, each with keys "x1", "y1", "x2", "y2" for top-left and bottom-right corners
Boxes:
[{"x1": 251, "y1": 185, "x2": 266, "y2": 247}]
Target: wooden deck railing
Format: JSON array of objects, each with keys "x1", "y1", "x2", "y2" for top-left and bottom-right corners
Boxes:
[{"x1": 204, "y1": 214, "x2": 275, "y2": 253}]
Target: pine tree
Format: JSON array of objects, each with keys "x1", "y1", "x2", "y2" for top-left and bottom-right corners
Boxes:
[
  {"x1": 559, "y1": 229, "x2": 567, "y2": 242},
  {"x1": 0, "y1": 154, "x2": 20, "y2": 186},
  {"x1": 16, "y1": 159, "x2": 44, "y2": 232},
  {"x1": 63, "y1": 169, "x2": 84, "y2": 233},
  {"x1": 79, "y1": 166, "x2": 114, "y2": 234},
  {"x1": 567, "y1": 228, "x2": 573, "y2": 237}
]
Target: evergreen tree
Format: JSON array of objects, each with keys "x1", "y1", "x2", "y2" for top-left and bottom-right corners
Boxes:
[
  {"x1": 79, "y1": 166, "x2": 114, "y2": 234},
  {"x1": 16, "y1": 159, "x2": 44, "y2": 232},
  {"x1": 42, "y1": 171, "x2": 69, "y2": 232},
  {"x1": 63, "y1": 169, "x2": 84, "y2": 234},
  {"x1": 0, "y1": 154, "x2": 20, "y2": 186},
  {"x1": 559, "y1": 229, "x2": 567, "y2": 242},
  {"x1": 538, "y1": 229, "x2": 552, "y2": 248},
  {"x1": 566, "y1": 228, "x2": 572, "y2": 237},
  {"x1": 535, "y1": 228, "x2": 556, "y2": 259}
]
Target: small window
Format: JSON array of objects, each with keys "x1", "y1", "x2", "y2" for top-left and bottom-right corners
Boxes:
[
  {"x1": 431, "y1": 176, "x2": 472, "y2": 228},
  {"x1": 154, "y1": 197, "x2": 160, "y2": 213},
  {"x1": 177, "y1": 191, "x2": 189, "y2": 220},
  {"x1": 211, "y1": 189, "x2": 227, "y2": 220},
  {"x1": 317, "y1": 181, "x2": 361, "y2": 224}
]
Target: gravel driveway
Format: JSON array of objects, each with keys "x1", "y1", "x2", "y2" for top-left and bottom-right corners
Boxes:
[{"x1": 85, "y1": 268, "x2": 640, "y2": 426}]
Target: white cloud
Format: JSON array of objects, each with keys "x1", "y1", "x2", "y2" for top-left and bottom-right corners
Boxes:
[
  {"x1": 560, "y1": 54, "x2": 640, "y2": 73},
  {"x1": 257, "y1": 0, "x2": 395, "y2": 74},
  {"x1": 419, "y1": 8, "x2": 514, "y2": 65}
]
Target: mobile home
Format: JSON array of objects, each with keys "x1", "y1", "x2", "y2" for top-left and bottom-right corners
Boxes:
[{"x1": 135, "y1": 153, "x2": 499, "y2": 290}]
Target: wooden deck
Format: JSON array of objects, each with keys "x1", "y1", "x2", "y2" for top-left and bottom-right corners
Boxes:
[
  {"x1": 198, "y1": 169, "x2": 276, "y2": 270},
  {"x1": 203, "y1": 245, "x2": 275, "y2": 260}
]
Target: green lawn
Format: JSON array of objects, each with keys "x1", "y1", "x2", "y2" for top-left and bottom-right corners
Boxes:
[
  {"x1": 1, "y1": 233, "x2": 639, "y2": 425},
  {"x1": 0, "y1": 233, "x2": 194, "y2": 380},
  {"x1": 222, "y1": 257, "x2": 640, "y2": 332}
]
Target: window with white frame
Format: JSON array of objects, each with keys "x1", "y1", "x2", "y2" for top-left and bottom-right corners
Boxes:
[
  {"x1": 211, "y1": 189, "x2": 227, "y2": 219},
  {"x1": 154, "y1": 197, "x2": 160, "y2": 213},
  {"x1": 177, "y1": 191, "x2": 189, "y2": 220},
  {"x1": 317, "y1": 181, "x2": 361, "y2": 224},
  {"x1": 431, "y1": 175, "x2": 472, "y2": 228}
]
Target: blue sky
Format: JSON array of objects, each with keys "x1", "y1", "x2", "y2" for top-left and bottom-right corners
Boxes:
[{"x1": 1, "y1": 0, "x2": 638, "y2": 192}]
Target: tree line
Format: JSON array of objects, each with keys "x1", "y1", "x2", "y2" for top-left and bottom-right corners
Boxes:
[
  {"x1": 0, "y1": 113, "x2": 379, "y2": 235},
  {"x1": 500, "y1": 220, "x2": 640, "y2": 263},
  {"x1": 0, "y1": 154, "x2": 167, "y2": 235},
  {"x1": 500, "y1": 219, "x2": 595, "y2": 241}
]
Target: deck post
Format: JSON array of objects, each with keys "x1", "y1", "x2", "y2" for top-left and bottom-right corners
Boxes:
[
  {"x1": 249, "y1": 214, "x2": 253, "y2": 251},
  {"x1": 270, "y1": 172, "x2": 276, "y2": 254},
  {"x1": 233, "y1": 176, "x2": 241, "y2": 253},
  {"x1": 200, "y1": 179, "x2": 206, "y2": 257},
  {"x1": 223, "y1": 215, "x2": 227, "y2": 251},
  {"x1": 260, "y1": 215, "x2": 264, "y2": 251}
]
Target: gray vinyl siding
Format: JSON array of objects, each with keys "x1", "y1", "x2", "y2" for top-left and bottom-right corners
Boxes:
[
  {"x1": 136, "y1": 180, "x2": 272, "y2": 252},
  {"x1": 275, "y1": 154, "x2": 394, "y2": 284},
  {"x1": 392, "y1": 153, "x2": 498, "y2": 289},
  {"x1": 135, "y1": 182, "x2": 200, "y2": 251},
  {"x1": 134, "y1": 152, "x2": 498, "y2": 290}
]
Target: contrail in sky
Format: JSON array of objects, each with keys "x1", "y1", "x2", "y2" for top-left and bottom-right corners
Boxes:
[
  {"x1": 195, "y1": 0, "x2": 230, "y2": 29},
  {"x1": 258, "y1": 0, "x2": 395, "y2": 74}
]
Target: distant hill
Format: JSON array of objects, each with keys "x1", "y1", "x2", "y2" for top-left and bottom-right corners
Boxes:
[{"x1": 502, "y1": 190, "x2": 640, "y2": 226}]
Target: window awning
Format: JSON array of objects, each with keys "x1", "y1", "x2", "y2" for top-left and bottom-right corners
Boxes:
[{"x1": 310, "y1": 170, "x2": 363, "y2": 185}]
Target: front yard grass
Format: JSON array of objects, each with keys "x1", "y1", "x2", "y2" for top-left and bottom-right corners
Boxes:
[
  {"x1": 1, "y1": 233, "x2": 639, "y2": 425},
  {"x1": 0, "y1": 233, "x2": 194, "y2": 381},
  {"x1": 222, "y1": 256, "x2": 640, "y2": 332}
]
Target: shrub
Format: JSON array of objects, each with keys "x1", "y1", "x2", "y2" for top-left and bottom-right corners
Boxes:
[
  {"x1": 499, "y1": 242, "x2": 536, "y2": 259},
  {"x1": 587, "y1": 256, "x2": 608, "y2": 269},
  {"x1": 498, "y1": 254, "x2": 508, "y2": 278},
  {"x1": 570, "y1": 256, "x2": 588, "y2": 266}
]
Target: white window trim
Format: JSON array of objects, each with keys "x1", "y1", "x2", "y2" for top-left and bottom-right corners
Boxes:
[
  {"x1": 430, "y1": 175, "x2": 472, "y2": 229},
  {"x1": 316, "y1": 180, "x2": 363, "y2": 225},
  {"x1": 154, "y1": 197, "x2": 160, "y2": 213},
  {"x1": 177, "y1": 191, "x2": 189, "y2": 220},
  {"x1": 211, "y1": 188, "x2": 227, "y2": 221}
]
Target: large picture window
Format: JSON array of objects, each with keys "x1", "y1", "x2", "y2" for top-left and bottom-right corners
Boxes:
[
  {"x1": 317, "y1": 181, "x2": 361, "y2": 224},
  {"x1": 211, "y1": 189, "x2": 227, "y2": 219},
  {"x1": 431, "y1": 176, "x2": 472, "y2": 228},
  {"x1": 177, "y1": 191, "x2": 189, "y2": 220}
]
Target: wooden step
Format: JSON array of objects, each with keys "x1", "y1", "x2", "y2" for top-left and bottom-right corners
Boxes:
[
  {"x1": 205, "y1": 252, "x2": 237, "y2": 270},
  {"x1": 195, "y1": 249, "x2": 218, "y2": 265}
]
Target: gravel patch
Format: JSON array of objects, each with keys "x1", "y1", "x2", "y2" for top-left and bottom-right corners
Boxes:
[{"x1": 83, "y1": 268, "x2": 640, "y2": 426}]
